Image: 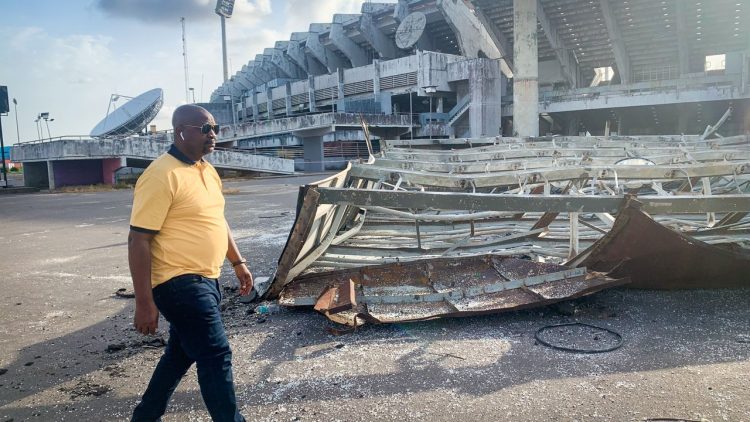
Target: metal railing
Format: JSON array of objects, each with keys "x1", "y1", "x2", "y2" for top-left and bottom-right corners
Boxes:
[{"x1": 14, "y1": 130, "x2": 176, "y2": 146}]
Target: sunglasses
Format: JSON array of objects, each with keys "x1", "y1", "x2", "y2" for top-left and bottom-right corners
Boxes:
[{"x1": 183, "y1": 123, "x2": 220, "y2": 134}]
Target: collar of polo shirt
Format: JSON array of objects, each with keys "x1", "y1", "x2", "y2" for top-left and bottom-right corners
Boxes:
[{"x1": 168, "y1": 144, "x2": 205, "y2": 165}]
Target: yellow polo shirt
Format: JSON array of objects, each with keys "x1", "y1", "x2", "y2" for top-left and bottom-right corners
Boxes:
[{"x1": 130, "y1": 146, "x2": 228, "y2": 287}]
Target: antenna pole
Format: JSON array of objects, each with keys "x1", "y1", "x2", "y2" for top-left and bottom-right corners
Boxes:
[{"x1": 181, "y1": 17, "x2": 190, "y2": 103}]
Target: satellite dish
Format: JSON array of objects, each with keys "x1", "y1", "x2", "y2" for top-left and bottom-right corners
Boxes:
[
  {"x1": 90, "y1": 88, "x2": 163, "y2": 137},
  {"x1": 395, "y1": 12, "x2": 427, "y2": 50}
]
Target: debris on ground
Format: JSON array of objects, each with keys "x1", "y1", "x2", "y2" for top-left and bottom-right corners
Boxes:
[{"x1": 263, "y1": 135, "x2": 750, "y2": 325}]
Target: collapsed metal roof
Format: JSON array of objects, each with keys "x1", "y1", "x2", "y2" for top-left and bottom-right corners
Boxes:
[{"x1": 263, "y1": 132, "x2": 750, "y2": 325}]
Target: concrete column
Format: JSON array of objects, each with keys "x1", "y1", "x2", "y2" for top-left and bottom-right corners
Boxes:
[
  {"x1": 266, "y1": 88, "x2": 273, "y2": 120},
  {"x1": 303, "y1": 136, "x2": 325, "y2": 172},
  {"x1": 285, "y1": 82, "x2": 293, "y2": 117},
  {"x1": 337, "y1": 68, "x2": 346, "y2": 112},
  {"x1": 102, "y1": 157, "x2": 126, "y2": 185},
  {"x1": 373, "y1": 59, "x2": 381, "y2": 99},
  {"x1": 513, "y1": 0, "x2": 539, "y2": 137},
  {"x1": 46, "y1": 161, "x2": 55, "y2": 190},
  {"x1": 468, "y1": 59, "x2": 504, "y2": 137},
  {"x1": 251, "y1": 91, "x2": 259, "y2": 121},
  {"x1": 308, "y1": 75, "x2": 317, "y2": 113}
]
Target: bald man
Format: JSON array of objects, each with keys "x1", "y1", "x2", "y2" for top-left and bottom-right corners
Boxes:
[{"x1": 128, "y1": 105, "x2": 251, "y2": 421}]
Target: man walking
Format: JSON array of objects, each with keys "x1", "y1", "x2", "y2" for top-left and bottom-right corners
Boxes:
[{"x1": 128, "y1": 104, "x2": 252, "y2": 421}]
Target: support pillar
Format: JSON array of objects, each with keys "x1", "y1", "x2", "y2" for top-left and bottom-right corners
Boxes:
[
  {"x1": 266, "y1": 88, "x2": 273, "y2": 120},
  {"x1": 102, "y1": 157, "x2": 126, "y2": 185},
  {"x1": 251, "y1": 91, "x2": 259, "y2": 121},
  {"x1": 468, "y1": 59, "x2": 504, "y2": 138},
  {"x1": 303, "y1": 136, "x2": 325, "y2": 172},
  {"x1": 285, "y1": 82, "x2": 293, "y2": 117},
  {"x1": 513, "y1": 0, "x2": 539, "y2": 137},
  {"x1": 308, "y1": 75, "x2": 317, "y2": 113},
  {"x1": 373, "y1": 59, "x2": 381, "y2": 100},
  {"x1": 337, "y1": 68, "x2": 346, "y2": 112},
  {"x1": 46, "y1": 161, "x2": 55, "y2": 190}
]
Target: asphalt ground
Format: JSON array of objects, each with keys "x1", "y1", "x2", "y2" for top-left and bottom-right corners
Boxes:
[{"x1": 0, "y1": 174, "x2": 749, "y2": 421}]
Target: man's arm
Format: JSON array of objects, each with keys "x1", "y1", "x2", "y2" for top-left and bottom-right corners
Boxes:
[
  {"x1": 128, "y1": 230, "x2": 159, "y2": 335},
  {"x1": 226, "y1": 222, "x2": 253, "y2": 296}
]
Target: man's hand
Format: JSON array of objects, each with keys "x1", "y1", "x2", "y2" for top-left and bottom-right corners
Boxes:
[
  {"x1": 134, "y1": 300, "x2": 159, "y2": 335},
  {"x1": 234, "y1": 264, "x2": 254, "y2": 296}
]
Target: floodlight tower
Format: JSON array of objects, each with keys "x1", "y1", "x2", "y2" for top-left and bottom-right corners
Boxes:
[
  {"x1": 215, "y1": 0, "x2": 236, "y2": 83},
  {"x1": 181, "y1": 17, "x2": 190, "y2": 103}
]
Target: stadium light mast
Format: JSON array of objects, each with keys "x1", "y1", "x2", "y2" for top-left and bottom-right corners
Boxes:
[
  {"x1": 215, "y1": 0, "x2": 236, "y2": 83},
  {"x1": 181, "y1": 17, "x2": 190, "y2": 103}
]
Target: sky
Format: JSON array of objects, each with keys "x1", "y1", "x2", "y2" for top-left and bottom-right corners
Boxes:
[{"x1": 0, "y1": 0, "x2": 381, "y2": 145}]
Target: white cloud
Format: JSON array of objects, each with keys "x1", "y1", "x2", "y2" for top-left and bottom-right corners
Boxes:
[
  {"x1": 282, "y1": 0, "x2": 364, "y2": 34},
  {"x1": 1, "y1": 0, "x2": 398, "y2": 143},
  {"x1": 230, "y1": 0, "x2": 273, "y2": 26},
  {"x1": 0, "y1": 26, "x2": 195, "y2": 139}
]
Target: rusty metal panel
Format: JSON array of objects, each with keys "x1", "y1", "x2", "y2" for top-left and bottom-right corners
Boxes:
[
  {"x1": 568, "y1": 201, "x2": 750, "y2": 289},
  {"x1": 280, "y1": 255, "x2": 628, "y2": 325}
]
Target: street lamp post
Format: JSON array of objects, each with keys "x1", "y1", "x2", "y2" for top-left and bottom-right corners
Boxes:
[
  {"x1": 0, "y1": 108, "x2": 7, "y2": 187},
  {"x1": 189, "y1": 87, "x2": 196, "y2": 103},
  {"x1": 34, "y1": 115, "x2": 42, "y2": 140},
  {"x1": 37, "y1": 112, "x2": 52, "y2": 139},
  {"x1": 12, "y1": 98, "x2": 19, "y2": 143},
  {"x1": 44, "y1": 116, "x2": 54, "y2": 139}
]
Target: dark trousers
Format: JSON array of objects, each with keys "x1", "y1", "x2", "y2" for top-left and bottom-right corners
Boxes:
[{"x1": 131, "y1": 275, "x2": 244, "y2": 422}]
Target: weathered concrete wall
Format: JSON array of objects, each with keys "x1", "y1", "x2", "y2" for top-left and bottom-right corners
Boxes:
[
  {"x1": 237, "y1": 129, "x2": 381, "y2": 149},
  {"x1": 219, "y1": 112, "x2": 413, "y2": 141},
  {"x1": 469, "y1": 59, "x2": 504, "y2": 137},
  {"x1": 444, "y1": 58, "x2": 504, "y2": 137},
  {"x1": 378, "y1": 54, "x2": 418, "y2": 78},
  {"x1": 539, "y1": 59, "x2": 567, "y2": 86},
  {"x1": 12, "y1": 138, "x2": 294, "y2": 174},
  {"x1": 23, "y1": 161, "x2": 49, "y2": 188},
  {"x1": 303, "y1": 136, "x2": 325, "y2": 172},
  {"x1": 12, "y1": 138, "x2": 169, "y2": 162},
  {"x1": 239, "y1": 134, "x2": 301, "y2": 149},
  {"x1": 53, "y1": 159, "x2": 103, "y2": 187},
  {"x1": 241, "y1": 52, "x2": 467, "y2": 120},
  {"x1": 198, "y1": 102, "x2": 233, "y2": 127},
  {"x1": 343, "y1": 63, "x2": 375, "y2": 84},
  {"x1": 418, "y1": 51, "x2": 458, "y2": 93},
  {"x1": 208, "y1": 149, "x2": 295, "y2": 172}
]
